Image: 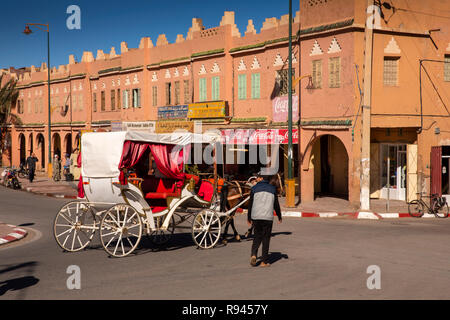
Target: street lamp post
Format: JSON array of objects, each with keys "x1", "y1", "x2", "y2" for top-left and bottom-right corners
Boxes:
[
  {"x1": 23, "y1": 23, "x2": 52, "y2": 177},
  {"x1": 286, "y1": 0, "x2": 296, "y2": 207}
]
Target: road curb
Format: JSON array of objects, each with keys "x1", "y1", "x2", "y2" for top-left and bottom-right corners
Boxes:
[
  {"x1": 0, "y1": 225, "x2": 28, "y2": 245},
  {"x1": 23, "y1": 187, "x2": 77, "y2": 199},
  {"x1": 281, "y1": 211, "x2": 431, "y2": 219}
]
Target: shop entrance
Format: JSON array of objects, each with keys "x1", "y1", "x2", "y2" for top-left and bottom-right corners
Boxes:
[
  {"x1": 380, "y1": 144, "x2": 407, "y2": 201},
  {"x1": 312, "y1": 135, "x2": 349, "y2": 199}
]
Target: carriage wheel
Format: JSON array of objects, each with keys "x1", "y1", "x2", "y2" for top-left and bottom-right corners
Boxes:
[
  {"x1": 192, "y1": 209, "x2": 222, "y2": 249},
  {"x1": 53, "y1": 201, "x2": 97, "y2": 252},
  {"x1": 100, "y1": 204, "x2": 142, "y2": 258},
  {"x1": 150, "y1": 215, "x2": 175, "y2": 245}
]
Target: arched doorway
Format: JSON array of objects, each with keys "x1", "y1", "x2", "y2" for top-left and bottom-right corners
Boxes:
[
  {"x1": 28, "y1": 133, "x2": 33, "y2": 156},
  {"x1": 36, "y1": 134, "x2": 45, "y2": 169},
  {"x1": 74, "y1": 133, "x2": 81, "y2": 151},
  {"x1": 64, "y1": 133, "x2": 72, "y2": 156},
  {"x1": 19, "y1": 133, "x2": 26, "y2": 165},
  {"x1": 53, "y1": 133, "x2": 61, "y2": 159},
  {"x1": 3, "y1": 132, "x2": 12, "y2": 166},
  {"x1": 310, "y1": 135, "x2": 349, "y2": 199}
]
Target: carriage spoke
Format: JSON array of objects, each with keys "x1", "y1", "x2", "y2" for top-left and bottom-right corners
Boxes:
[
  {"x1": 105, "y1": 233, "x2": 118, "y2": 248},
  {"x1": 57, "y1": 227, "x2": 73, "y2": 239},
  {"x1": 55, "y1": 224, "x2": 73, "y2": 228},
  {"x1": 113, "y1": 236, "x2": 122, "y2": 256},
  {"x1": 71, "y1": 229, "x2": 77, "y2": 251},
  {"x1": 126, "y1": 212, "x2": 137, "y2": 224}
]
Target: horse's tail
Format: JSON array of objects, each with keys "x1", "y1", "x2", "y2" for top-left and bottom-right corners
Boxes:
[{"x1": 220, "y1": 183, "x2": 229, "y2": 212}]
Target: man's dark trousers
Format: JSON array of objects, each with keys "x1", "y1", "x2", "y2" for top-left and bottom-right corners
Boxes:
[
  {"x1": 251, "y1": 220, "x2": 273, "y2": 263},
  {"x1": 28, "y1": 169, "x2": 35, "y2": 183}
]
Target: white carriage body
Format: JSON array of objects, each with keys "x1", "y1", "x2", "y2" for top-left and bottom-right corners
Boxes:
[{"x1": 80, "y1": 130, "x2": 219, "y2": 206}]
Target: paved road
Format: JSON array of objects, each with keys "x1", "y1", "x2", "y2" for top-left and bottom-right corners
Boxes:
[{"x1": 1, "y1": 187, "x2": 450, "y2": 300}]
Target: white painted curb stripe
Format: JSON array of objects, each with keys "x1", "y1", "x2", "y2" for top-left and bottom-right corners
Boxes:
[
  {"x1": 379, "y1": 213, "x2": 399, "y2": 218},
  {"x1": 357, "y1": 212, "x2": 379, "y2": 220},
  {"x1": 318, "y1": 213, "x2": 339, "y2": 218}
]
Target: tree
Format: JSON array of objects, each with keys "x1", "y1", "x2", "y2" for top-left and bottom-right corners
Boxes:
[{"x1": 0, "y1": 73, "x2": 21, "y2": 164}]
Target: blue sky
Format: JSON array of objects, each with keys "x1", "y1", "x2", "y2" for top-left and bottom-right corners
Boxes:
[{"x1": 0, "y1": 0, "x2": 299, "y2": 70}]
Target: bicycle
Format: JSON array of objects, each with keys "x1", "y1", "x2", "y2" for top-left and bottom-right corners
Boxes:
[
  {"x1": 18, "y1": 163, "x2": 29, "y2": 179},
  {"x1": 408, "y1": 193, "x2": 449, "y2": 218}
]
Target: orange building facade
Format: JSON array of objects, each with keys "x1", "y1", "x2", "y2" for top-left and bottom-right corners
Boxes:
[{"x1": 2, "y1": 0, "x2": 450, "y2": 208}]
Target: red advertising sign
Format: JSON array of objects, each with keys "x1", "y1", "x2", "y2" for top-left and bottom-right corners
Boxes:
[
  {"x1": 272, "y1": 95, "x2": 299, "y2": 123},
  {"x1": 221, "y1": 129, "x2": 298, "y2": 145}
]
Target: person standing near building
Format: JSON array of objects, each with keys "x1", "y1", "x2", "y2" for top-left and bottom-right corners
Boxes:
[
  {"x1": 63, "y1": 153, "x2": 71, "y2": 180},
  {"x1": 52, "y1": 154, "x2": 61, "y2": 182},
  {"x1": 26, "y1": 153, "x2": 38, "y2": 183},
  {"x1": 247, "y1": 173, "x2": 282, "y2": 267}
]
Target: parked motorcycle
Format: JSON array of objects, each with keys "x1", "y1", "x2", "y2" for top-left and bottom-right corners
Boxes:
[
  {"x1": 4, "y1": 168, "x2": 21, "y2": 189},
  {"x1": 18, "y1": 163, "x2": 29, "y2": 179}
]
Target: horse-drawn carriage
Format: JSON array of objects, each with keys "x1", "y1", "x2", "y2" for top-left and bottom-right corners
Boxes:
[{"x1": 53, "y1": 131, "x2": 252, "y2": 257}]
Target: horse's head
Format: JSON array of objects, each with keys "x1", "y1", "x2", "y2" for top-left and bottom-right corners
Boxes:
[{"x1": 269, "y1": 172, "x2": 285, "y2": 196}]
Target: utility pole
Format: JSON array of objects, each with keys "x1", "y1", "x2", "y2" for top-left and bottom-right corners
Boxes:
[
  {"x1": 360, "y1": 0, "x2": 375, "y2": 211},
  {"x1": 286, "y1": 0, "x2": 296, "y2": 207}
]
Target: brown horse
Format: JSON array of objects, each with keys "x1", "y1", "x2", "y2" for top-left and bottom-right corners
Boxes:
[{"x1": 220, "y1": 173, "x2": 284, "y2": 243}]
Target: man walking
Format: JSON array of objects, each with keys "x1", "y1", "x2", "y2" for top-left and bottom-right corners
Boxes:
[
  {"x1": 247, "y1": 173, "x2": 282, "y2": 267},
  {"x1": 52, "y1": 154, "x2": 61, "y2": 182},
  {"x1": 26, "y1": 153, "x2": 38, "y2": 183}
]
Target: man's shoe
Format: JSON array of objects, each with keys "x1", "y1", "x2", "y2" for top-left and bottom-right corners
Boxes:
[
  {"x1": 250, "y1": 256, "x2": 257, "y2": 267},
  {"x1": 260, "y1": 262, "x2": 271, "y2": 267}
]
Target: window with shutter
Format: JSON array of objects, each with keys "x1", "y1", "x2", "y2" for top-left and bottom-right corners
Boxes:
[
  {"x1": 93, "y1": 93, "x2": 97, "y2": 112},
  {"x1": 101, "y1": 91, "x2": 105, "y2": 111},
  {"x1": 251, "y1": 73, "x2": 260, "y2": 99},
  {"x1": 152, "y1": 86, "x2": 158, "y2": 107},
  {"x1": 444, "y1": 55, "x2": 450, "y2": 82},
  {"x1": 212, "y1": 77, "x2": 220, "y2": 100},
  {"x1": 312, "y1": 60, "x2": 322, "y2": 89},
  {"x1": 165, "y1": 83, "x2": 171, "y2": 105},
  {"x1": 174, "y1": 81, "x2": 180, "y2": 105},
  {"x1": 329, "y1": 57, "x2": 340, "y2": 88},
  {"x1": 238, "y1": 74, "x2": 246, "y2": 100},
  {"x1": 383, "y1": 57, "x2": 399, "y2": 86},
  {"x1": 184, "y1": 80, "x2": 190, "y2": 104},
  {"x1": 199, "y1": 78, "x2": 206, "y2": 102},
  {"x1": 111, "y1": 90, "x2": 115, "y2": 111},
  {"x1": 122, "y1": 90, "x2": 128, "y2": 109},
  {"x1": 117, "y1": 89, "x2": 121, "y2": 109},
  {"x1": 276, "y1": 69, "x2": 295, "y2": 96}
]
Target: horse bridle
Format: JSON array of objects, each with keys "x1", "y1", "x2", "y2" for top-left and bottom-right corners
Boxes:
[{"x1": 277, "y1": 173, "x2": 284, "y2": 195}]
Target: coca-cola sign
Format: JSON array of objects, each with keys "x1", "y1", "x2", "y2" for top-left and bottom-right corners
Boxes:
[
  {"x1": 221, "y1": 129, "x2": 298, "y2": 145},
  {"x1": 272, "y1": 95, "x2": 299, "y2": 123}
]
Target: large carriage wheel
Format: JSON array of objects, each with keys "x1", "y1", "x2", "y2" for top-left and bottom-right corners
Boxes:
[
  {"x1": 192, "y1": 209, "x2": 222, "y2": 249},
  {"x1": 53, "y1": 201, "x2": 97, "y2": 252},
  {"x1": 150, "y1": 215, "x2": 175, "y2": 245},
  {"x1": 100, "y1": 204, "x2": 142, "y2": 258}
]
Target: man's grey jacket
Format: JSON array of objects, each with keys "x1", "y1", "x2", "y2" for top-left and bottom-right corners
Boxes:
[{"x1": 247, "y1": 180, "x2": 282, "y2": 222}]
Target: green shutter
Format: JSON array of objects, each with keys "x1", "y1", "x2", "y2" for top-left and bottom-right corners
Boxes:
[
  {"x1": 238, "y1": 74, "x2": 246, "y2": 100},
  {"x1": 212, "y1": 77, "x2": 220, "y2": 100},
  {"x1": 199, "y1": 78, "x2": 206, "y2": 102},
  {"x1": 252, "y1": 73, "x2": 260, "y2": 99}
]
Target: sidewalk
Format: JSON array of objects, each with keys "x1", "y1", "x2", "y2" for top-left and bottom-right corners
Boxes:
[
  {"x1": 18, "y1": 170, "x2": 78, "y2": 199},
  {"x1": 0, "y1": 222, "x2": 28, "y2": 246}
]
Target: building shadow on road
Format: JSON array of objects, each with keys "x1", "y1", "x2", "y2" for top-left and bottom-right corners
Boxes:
[
  {"x1": 0, "y1": 276, "x2": 40, "y2": 296},
  {"x1": 0, "y1": 261, "x2": 40, "y2": 297}
]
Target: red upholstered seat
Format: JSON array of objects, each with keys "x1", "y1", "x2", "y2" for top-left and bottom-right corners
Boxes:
[
  {"x1": 146, "y1": 192, "x2": 179, "y2": 199},
  {"x1": 145, "y1": 177, "x2": 180, "y2": 200},
  {"x1": 151, "y1": 206, "x2": 168, "y2": 214},
  {"x1": 198, "y1": 180, "x2": 214, "y2": 202}
]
